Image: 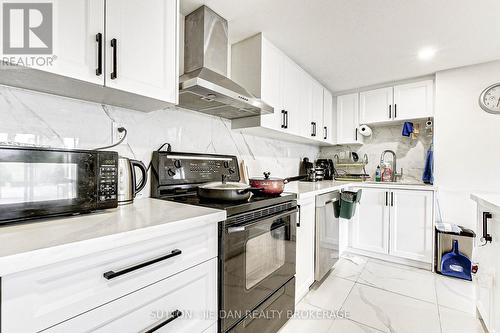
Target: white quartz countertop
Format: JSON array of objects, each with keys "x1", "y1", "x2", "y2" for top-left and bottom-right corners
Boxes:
[
  {"x1": 0, "y1": 198, "x2": 226, "y2": 275},
  {"x1": 285, "y1": 180, "x2": 435, "y2": 199},
  {"x1": 471, "y1": 193, "x2": 500, "y2": 212}
]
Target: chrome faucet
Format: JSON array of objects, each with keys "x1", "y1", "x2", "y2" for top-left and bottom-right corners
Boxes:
[{"x1": 380, "y1": 150, "x2": 403, "y2": 182}]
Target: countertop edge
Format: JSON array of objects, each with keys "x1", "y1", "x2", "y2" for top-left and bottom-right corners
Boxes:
[
  {"x1": 471, "y1": 193, "x2": 500, "y2": 213},
  {"x1": 0, "y1": 209, "x2": 226, "y2": 276}
]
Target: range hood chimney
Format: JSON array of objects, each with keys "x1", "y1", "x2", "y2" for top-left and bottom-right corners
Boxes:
[{"x1": 178, "y1": 6, "x2": 273, "y2": 119}]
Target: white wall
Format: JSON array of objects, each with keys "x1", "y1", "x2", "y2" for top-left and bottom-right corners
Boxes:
[
  {"x1": 0, "y1": 85, "x2": 319, "y2": 199},
  {"x1": 321, "y1": 120, "x2": 433, "y2": 182},
  {"x1": 434, "y1": 60, "x2": 500, "y2": 230}
]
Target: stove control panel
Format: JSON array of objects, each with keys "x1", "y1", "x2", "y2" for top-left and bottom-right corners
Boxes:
[{"x1": 152, "y1": 152, "x2": 240, "y2": 187}]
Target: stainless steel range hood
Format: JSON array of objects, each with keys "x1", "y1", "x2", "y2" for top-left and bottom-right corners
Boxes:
[{"x1": 179, "y1": 6, "x2": 273, "y2": 119}]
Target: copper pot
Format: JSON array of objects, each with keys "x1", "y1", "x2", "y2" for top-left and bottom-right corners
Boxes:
[{"x1": 249, "y1": 172, "x2": 306, "y2": 196}]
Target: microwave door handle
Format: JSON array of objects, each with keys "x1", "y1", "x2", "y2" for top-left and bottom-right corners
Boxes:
[{"x1": 226, "y1": 208, "x2": 298, "y2": 234}]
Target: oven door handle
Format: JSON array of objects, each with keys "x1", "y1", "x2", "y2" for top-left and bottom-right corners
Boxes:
[{"x1": 226, "y1": 208, "x2": 298, "y2": 234}]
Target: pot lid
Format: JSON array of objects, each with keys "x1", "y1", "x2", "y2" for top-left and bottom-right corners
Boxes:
[
  {"x1": 250, "y1": 172, "x2": 283, "y2": 181},
  {"x1": 199, "y1": 181, "x2": 249, "y2": 190}
]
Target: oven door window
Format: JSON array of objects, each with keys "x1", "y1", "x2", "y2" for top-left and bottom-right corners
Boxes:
[{"x1": 245, "y1": 219, "x2": 289, "y2": 289}]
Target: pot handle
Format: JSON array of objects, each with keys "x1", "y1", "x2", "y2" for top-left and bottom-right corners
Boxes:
[
  {"x1": 130, "y1": 159, "x2": 148, "y2": 197},
  {"x1": 237, "y1": 187, "x2": 263, "y2": 195}
]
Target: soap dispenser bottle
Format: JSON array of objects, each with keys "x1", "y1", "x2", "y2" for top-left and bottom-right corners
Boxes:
[
  {"x1": 375, "y1": 165, "x2": 381, "y2": 182},
  {"x1": 381, "y1": 163, "x2": 393, "y2": 182}
]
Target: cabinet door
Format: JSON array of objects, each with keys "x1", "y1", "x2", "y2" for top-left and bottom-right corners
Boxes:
[
  {"x1": 260, "y1": 38, "x2": 284, "y2": 131},
  {"x1": 359, "y1": 87, "x2": 393, "y2": 124},
  {"x1": 295, "y1": 69, "x2": 313, "y2": 137},
  {"x1": 393, "y1": 80, "x2": 434, "y2": 120},
  {"x1": 295, "y1": 198, "x2": 315, "y2": 303},
  {"x1": 351, "y1": 188, "x2": 390, "y2": 254},
  {"x1": 0, "y1": 0, "x2": 105, "y2": 84},
  {"x1": 336, "y1": 93, "x2": 362, "y2": 144},
  {"x1": 389, "y1": 190, "x2": 433, "y2": 262},
  {"x1": 105, "y1": 0, "x2": 178, "y2": 103},
  {"x1": 322, "y1": 89, "x2": 333, "y2": 143},
  {"x1": 310, "y1": 80, "x2": 324, "y2": 140},
  {"x1": 282, "y1": 57, "x2": 302, "y2": 135}
]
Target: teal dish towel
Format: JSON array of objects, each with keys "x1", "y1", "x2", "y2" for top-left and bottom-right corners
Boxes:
[
  {"x1": 402, "y1": 122, "x2": 414, "y2": 137},
  {"x1": 423, "y1": 144, "x2": 434, "y2": 184}
]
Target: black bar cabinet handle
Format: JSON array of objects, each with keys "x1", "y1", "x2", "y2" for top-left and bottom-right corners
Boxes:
[
  {"x1": 95, "y1": 33, "x2": 103, "y2": 76},
  {"x1": 385, "y1": 192, "x2": 388, "y2": 206},
  {"x1": 281, "y1": 110, "x2": 286, "y2": 128},
  {"x1": 324, "y1": 126, "x2": 327, "y2": 140},
  {"x1": 297, "y1": 205, "x2": 301, "y2": 227},
  {"x1": 110, "y1": 38, "x2": 117, "y2": 80},
  {"x1": 394, "y1": 104, "x2": 397, "y2": 119},
  {"x1": 285, "y1": 111, "x2": 289, "y2": 129},
  {"x1": 391, "y1": 192, "x2": 394, "y2": 206},
  {"x1": 389, "y1": 104, "x2": 392, "y2": 119},
  {"x1": 311, "y1": 122, "x2": 315, "y2": 136},
  {"x1": 314, "y1": 122, "x2": 317, "y2": 136},
  {"x1": 103, "y1": 249, "x2": 182, "y2": 280},
  {"x1": 144, "y1": 310, "x2": 182, "y2": 333},
  {"x1": 355, "y1": 128, "x2": 358, "y2": 141},
  {"x1": 482, "y1": 212, "x2": 493, "y2": 243}
]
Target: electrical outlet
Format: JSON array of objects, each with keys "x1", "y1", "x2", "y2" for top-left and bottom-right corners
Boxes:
[{"x1": 112, "y1": 122, "x2": 127, "y2": 145}]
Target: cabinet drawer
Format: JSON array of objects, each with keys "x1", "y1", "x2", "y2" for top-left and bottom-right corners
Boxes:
[
  {"x1": 2, "y1": 222, "x2": 217, "y2": 333},
  {"x1": 44, "y1": 259, "x2": 217, "y2": 333}
]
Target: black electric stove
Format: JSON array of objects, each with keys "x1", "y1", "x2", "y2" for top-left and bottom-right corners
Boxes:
[
  {"x1": 150, "y1": 151, "x2": 297, "y2": 333},
  {"x1": 150, "y1": 150, "x2": 296, "y2": 216}
]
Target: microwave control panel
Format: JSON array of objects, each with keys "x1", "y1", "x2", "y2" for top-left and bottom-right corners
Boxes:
[{"x1": 97, "y1": 152, "x2": 118, "y2": 204}]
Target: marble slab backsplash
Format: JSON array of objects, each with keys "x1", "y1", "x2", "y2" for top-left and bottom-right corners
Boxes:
[
  {"x1": 0, "y1": 85, "x2": 319, "y2": 198},
  {"x1": 320, "y1": 122, "x2": 433, "y2": 183}
]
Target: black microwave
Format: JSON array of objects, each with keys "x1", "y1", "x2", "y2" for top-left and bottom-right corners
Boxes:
[{"x1": 0, "y1": 146, "x2": 119, "y2": 224}]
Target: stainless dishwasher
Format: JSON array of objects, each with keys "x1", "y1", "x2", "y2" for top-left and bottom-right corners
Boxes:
[{"x1": 315, "y1": 191, "x2": 341, "y2": 282}]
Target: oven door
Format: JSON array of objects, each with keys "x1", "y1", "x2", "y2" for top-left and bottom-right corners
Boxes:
[
  {"x1": 0, "y1": 148, "x2": 98, "y2": 223},
  {"x1": 221, "y1": 207, "x2": 297, "y2": 332}
]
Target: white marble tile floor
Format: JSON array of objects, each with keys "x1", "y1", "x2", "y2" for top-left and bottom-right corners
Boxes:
[{"x1": 279, "y1": 255, "x2": 484, "y2": 333}]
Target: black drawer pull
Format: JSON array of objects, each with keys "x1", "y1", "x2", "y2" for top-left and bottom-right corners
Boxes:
[
  {"x1": 144, "y1": 310, "x2": 182, "y2": 333},
  {"x1": 110, "y1": 38, "x2": 117, "y2": 79},
  {"x1": 95, "y1": 33, "x2": 103, "y2": 76},
  {"x1": 103, "y1": 249, "x2": 182, "y2": 280}
]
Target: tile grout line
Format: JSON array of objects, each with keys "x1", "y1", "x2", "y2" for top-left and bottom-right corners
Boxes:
[
  {"x1": 345, "y1": 318, "x2": 387, "y2": 333},
  {"x1": 355, "y1": 279, "x2": 438, "y2": 306},
  {"x1": 434, "y1": 276, "x2": 444, "y2": 333}
]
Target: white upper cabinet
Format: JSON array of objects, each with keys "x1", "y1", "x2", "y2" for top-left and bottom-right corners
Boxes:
[
  {"x1": 310, "y1": 79, "x2": 324, "y2": 140},
  {"x1": 322, "y1": 89, "x2": 334, "y2": 143},
  {"x1": 336, "y1": 93, "x2": 363, "y2": 144},
  {"x1": 105, "y1": 0, "x2": 178, "y2": 103},
  {"x1": 359, "y1": 87, "x2": 393, "y2": 124},
  {"x1": 393, "y1": 80, "x2": 434, "y2": 120},
  {"x1": 282, "y1": 57, "x2": 303, "y2": 135},
  {"x1": 231, "y1": 33, "x2": 333, "y2": 145},
  {"x1": 359, "y1": 79, "x2": 434, "y2": 124},
  {"x1": 0, "y1": 0, "x2": 105, "y2": 85},
  {"x1": 260, "y1": 37, "x2": 284, "y2": 131}
]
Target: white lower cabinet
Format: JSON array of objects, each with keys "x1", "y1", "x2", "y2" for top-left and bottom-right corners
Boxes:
[
  {"x1": 45, "y1": 259, "x2": 217, "y2": 333},
  {"x1": 389, "y1": 189, "x2": 433, "y2": 262},
  {"x1": 473, "y1": 203, "x2": 500, "y2": 333},
  {"x1": 295, "y1": 197, "x2": 315, "y2": 303},
  {"x1": 351, "y1": 188, "x2": 390, "y2": 254},
  {"x1": 350, "y1": 187, "x2": 433, "y2": 263},
  {"x1": 1, "y1": 222, "x2": 218, "y2": 333}
]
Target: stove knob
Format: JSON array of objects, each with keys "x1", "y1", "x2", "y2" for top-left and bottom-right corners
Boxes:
[
  {"x1": 167, "y1": 168, "x2": 176, "y2": 177},
  {"x1": 223, "y1": 161, "x2": 229, "y2": 168},
  {"x1": 174, "y1": 160, "x2": 182, "y2": 168}
]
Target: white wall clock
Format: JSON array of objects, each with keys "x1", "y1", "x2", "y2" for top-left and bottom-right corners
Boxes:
[{"x1": 479, "y1": 83, "x2": 500, "y2": 114}]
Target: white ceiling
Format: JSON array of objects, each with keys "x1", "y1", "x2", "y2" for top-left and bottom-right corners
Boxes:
[{"x1": 180, "y1": 0, "x2": 500, "y2": 92}]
